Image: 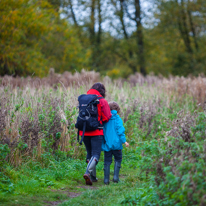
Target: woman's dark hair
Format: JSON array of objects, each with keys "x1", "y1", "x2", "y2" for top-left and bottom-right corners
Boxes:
[{"x1": 91, "y1": 82, "x2": 106, "y2": 98}]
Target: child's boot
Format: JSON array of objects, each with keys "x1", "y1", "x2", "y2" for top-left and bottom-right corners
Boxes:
[
  {"x1": 104, "y1": 164, "x2": 110, "y2": 185},
  {"x1": 113, "y1": 161, "x2": 121, "y2": 183}
]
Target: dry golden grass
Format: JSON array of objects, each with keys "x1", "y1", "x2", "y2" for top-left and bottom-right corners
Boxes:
[
  {"x1": 0, "y1": 69, "x2": 205, "y2": 166},
  {"x1": 1, "y1": 69, "x2": 206, "y2": 103}
]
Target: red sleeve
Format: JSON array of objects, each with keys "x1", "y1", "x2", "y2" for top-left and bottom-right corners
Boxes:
[{"x1": 100, "y1": 98, "x2": 112, "y2": 122}]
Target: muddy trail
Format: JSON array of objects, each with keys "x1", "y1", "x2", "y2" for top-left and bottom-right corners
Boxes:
[
  {"x1": 44, "y1": 173, "x2": 129, "y2": 206},
  {"x1": 45, "y1": 185, "x2": 99, "y2": 206},
  {"x1": 0, "y1": 162, "x2": 136, "y2": 206}
]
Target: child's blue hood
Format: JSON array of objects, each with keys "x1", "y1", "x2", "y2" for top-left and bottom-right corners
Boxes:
[{"x1": 110, "y1": 110, "x2": 117, "y2": 119}]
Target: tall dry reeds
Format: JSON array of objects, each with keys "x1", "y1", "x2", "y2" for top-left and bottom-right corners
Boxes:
[
  {"x1": 162, "y1": 75, "x2": 206, "y2": 104},
  {"x1": 1, "y1": 69, "x2": 206, "y2": 104},
  {"x1": 0, "y1": 69, "x2": 204, "y2": 166},
  {"x1": 0, "y1": 69, "x2": 100, "y2": 89}
]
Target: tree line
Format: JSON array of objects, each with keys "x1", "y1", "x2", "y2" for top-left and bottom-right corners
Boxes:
[{"x1": 1, "y1": 0, "x2": 206, "y2": 77}]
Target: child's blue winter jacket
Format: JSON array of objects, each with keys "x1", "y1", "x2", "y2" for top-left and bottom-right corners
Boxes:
[{"x1": 101, "y1": 110, "x2": 126, "y2": 151}]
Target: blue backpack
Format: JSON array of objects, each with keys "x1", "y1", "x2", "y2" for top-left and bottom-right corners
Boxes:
[{"x1": 75, "y1": 94, "x2": 103, "y2": 145}]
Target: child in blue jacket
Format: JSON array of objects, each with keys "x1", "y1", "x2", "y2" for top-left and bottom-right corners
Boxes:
[{"x1": 101, "y1": 101, "x2": 129, "y2": 184}]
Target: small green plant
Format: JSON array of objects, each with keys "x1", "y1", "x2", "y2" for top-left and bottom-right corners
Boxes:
[
  {"x1": 0, "y1": 144, "x2": 10, "y2": 169},
  {"x1": 0, "y1": 173, "x2": 14, "y2": 194}
]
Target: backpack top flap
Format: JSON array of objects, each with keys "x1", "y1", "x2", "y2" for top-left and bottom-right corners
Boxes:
[{"x1": 78, "y1": 94, "x2": 98, "y2": 106}]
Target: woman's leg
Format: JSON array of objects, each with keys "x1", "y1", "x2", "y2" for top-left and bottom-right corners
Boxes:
[
  {"x1": 87, "y1": 135, "x2": 103, "y2": 174},
  {"x1": 83, "y1": 136, "x2": 93, "y2": 185},
  {"x1": 91, "y1": 135, "x2": 103, "y2": 160},
  {"x1": 83, "y1": 135, "x2": 103, "y2": 185},
  {"x1": 90, "y1": 135, "x2": 103, "y2": 182},
  {"x1": 83, "y1": 136, "x2": 92, "y2": 162}
]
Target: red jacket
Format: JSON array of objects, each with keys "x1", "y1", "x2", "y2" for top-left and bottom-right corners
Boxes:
[{"x1": 79, "y1": 89, "x2": 112, "y2": 136}]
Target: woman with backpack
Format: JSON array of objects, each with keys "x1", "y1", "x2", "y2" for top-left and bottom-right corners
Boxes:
[{"x1": 76, "y1": 82, "x2": 112, "y2": 185}]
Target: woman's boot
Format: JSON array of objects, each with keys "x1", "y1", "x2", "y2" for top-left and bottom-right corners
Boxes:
[
  {"x1": 104, "y1": 164, "x2": 110, "y2": 185},
  {"x1": 91, "y1": 167, "x2": 98, "y2": 182},
  {"x1": 86, "y1": 159, "x2": 98, "y2": 182},
  {"x1": 84, "y1": 156, "x2": 98, "y2": 185},
  {"x1": 113, "y1": 161, "x2": 121, "y2": 183}
]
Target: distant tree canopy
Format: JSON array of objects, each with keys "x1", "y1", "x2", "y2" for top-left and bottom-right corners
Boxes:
[
  {"x1": 0, "y1": 0, "x2": 89, "y2": 77},
  {"x1": 1, "y1": 0, "x2": 206, "y2": 77}
]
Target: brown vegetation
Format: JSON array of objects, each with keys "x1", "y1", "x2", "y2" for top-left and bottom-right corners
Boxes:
[
  {"x1": 0, "y1": 69, "x2": 205, "y2": 167},
  {"x1": 1, "y1": 69, "x2": 206, "y2": 103}
]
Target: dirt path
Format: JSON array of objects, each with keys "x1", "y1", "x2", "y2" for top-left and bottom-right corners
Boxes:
[
  {"x1": 44, "y1": 173, "x2": 127, "y2": 205},
  {"x1": 45, "y1": 185, "x2": 100, "y2": 206}
]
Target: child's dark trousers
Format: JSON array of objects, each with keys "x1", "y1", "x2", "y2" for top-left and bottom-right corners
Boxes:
[{"x1": 104, "y1": 150, "x2": 122, "y2": 165}]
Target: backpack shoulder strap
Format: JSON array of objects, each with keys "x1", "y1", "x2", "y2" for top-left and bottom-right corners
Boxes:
[{"x1": 79, "y1": 122, "x2": 86, "y2": 145}]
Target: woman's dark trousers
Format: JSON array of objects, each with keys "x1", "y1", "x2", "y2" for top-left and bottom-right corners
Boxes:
[{"x1": 83, "y1": 135, "x2": 103, "y2": 181}]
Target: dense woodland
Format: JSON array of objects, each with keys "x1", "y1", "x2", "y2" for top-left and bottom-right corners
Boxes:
[{"x1": 1, "y1": 0, "x2": 206, "y2": 77}]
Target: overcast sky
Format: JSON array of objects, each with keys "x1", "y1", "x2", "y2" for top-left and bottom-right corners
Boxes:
[{"x1": 61, "y1": 0, "x2": 157, "y2": 37}]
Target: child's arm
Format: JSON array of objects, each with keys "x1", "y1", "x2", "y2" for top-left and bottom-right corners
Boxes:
[
  {"x1": 115, "y1": 115, "x2": 127, "y2": 144},
  {"x1": 125, "y1": 142, "x2": 129, "y2": 147}
]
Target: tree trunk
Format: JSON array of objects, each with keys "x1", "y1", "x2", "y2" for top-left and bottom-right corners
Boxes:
[
  {"x1": 0, "y1": 59, "x2": 10, "y2": 76},
  {"x1": 48, "y1": 0, "x2": 61, "y2": 12},
  {"x1": 119, "y1": 1, "x2": 128, "y2": 39},
  {"x1": 68, "y1": 0, "x2": 78, "y2": 27},
  {"x1": 89, "y1": 0, "x2": 96, "y2": 69},
  {"x1": 97, "y1": 0, "x2": 102, "y2": 44},
  {"x1": 119, "y1": 0, "x2": 136, "y2": 73},
  {"x1": 119, "y1": 0, "x2": 146, "y2": 75},
  {"x1": 135, "y1": 0, "x2": 146, "y2": 75},
  {"x1": 176, "y1": 0, "x2": 193, "y2": 53},
  {"x1": 187, "y1": 0, "x2": 198, "y2": 50},
  {"x1": 90, "y1": 0, "x2": 96, "y2": 44}
]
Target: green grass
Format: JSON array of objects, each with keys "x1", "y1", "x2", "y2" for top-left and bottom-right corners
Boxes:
[
  {"x1": 0, "y1": 155, "x2": 142, "y2": 206},
  {"x1": 1, "y1": 83, "x2": 205, "y2": 205}
]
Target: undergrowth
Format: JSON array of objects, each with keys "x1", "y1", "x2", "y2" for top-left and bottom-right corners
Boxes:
[{"x1": 0, "y1": 77, "x2": 206, "y2": 205}]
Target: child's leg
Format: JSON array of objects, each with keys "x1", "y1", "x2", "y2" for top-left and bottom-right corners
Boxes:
[
  {"x1": 104, "y1": 151, "x2": 112, "y2": 184},
  {"x1": 113, "y1": 150, "x2": 122, "y2": 182}
]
